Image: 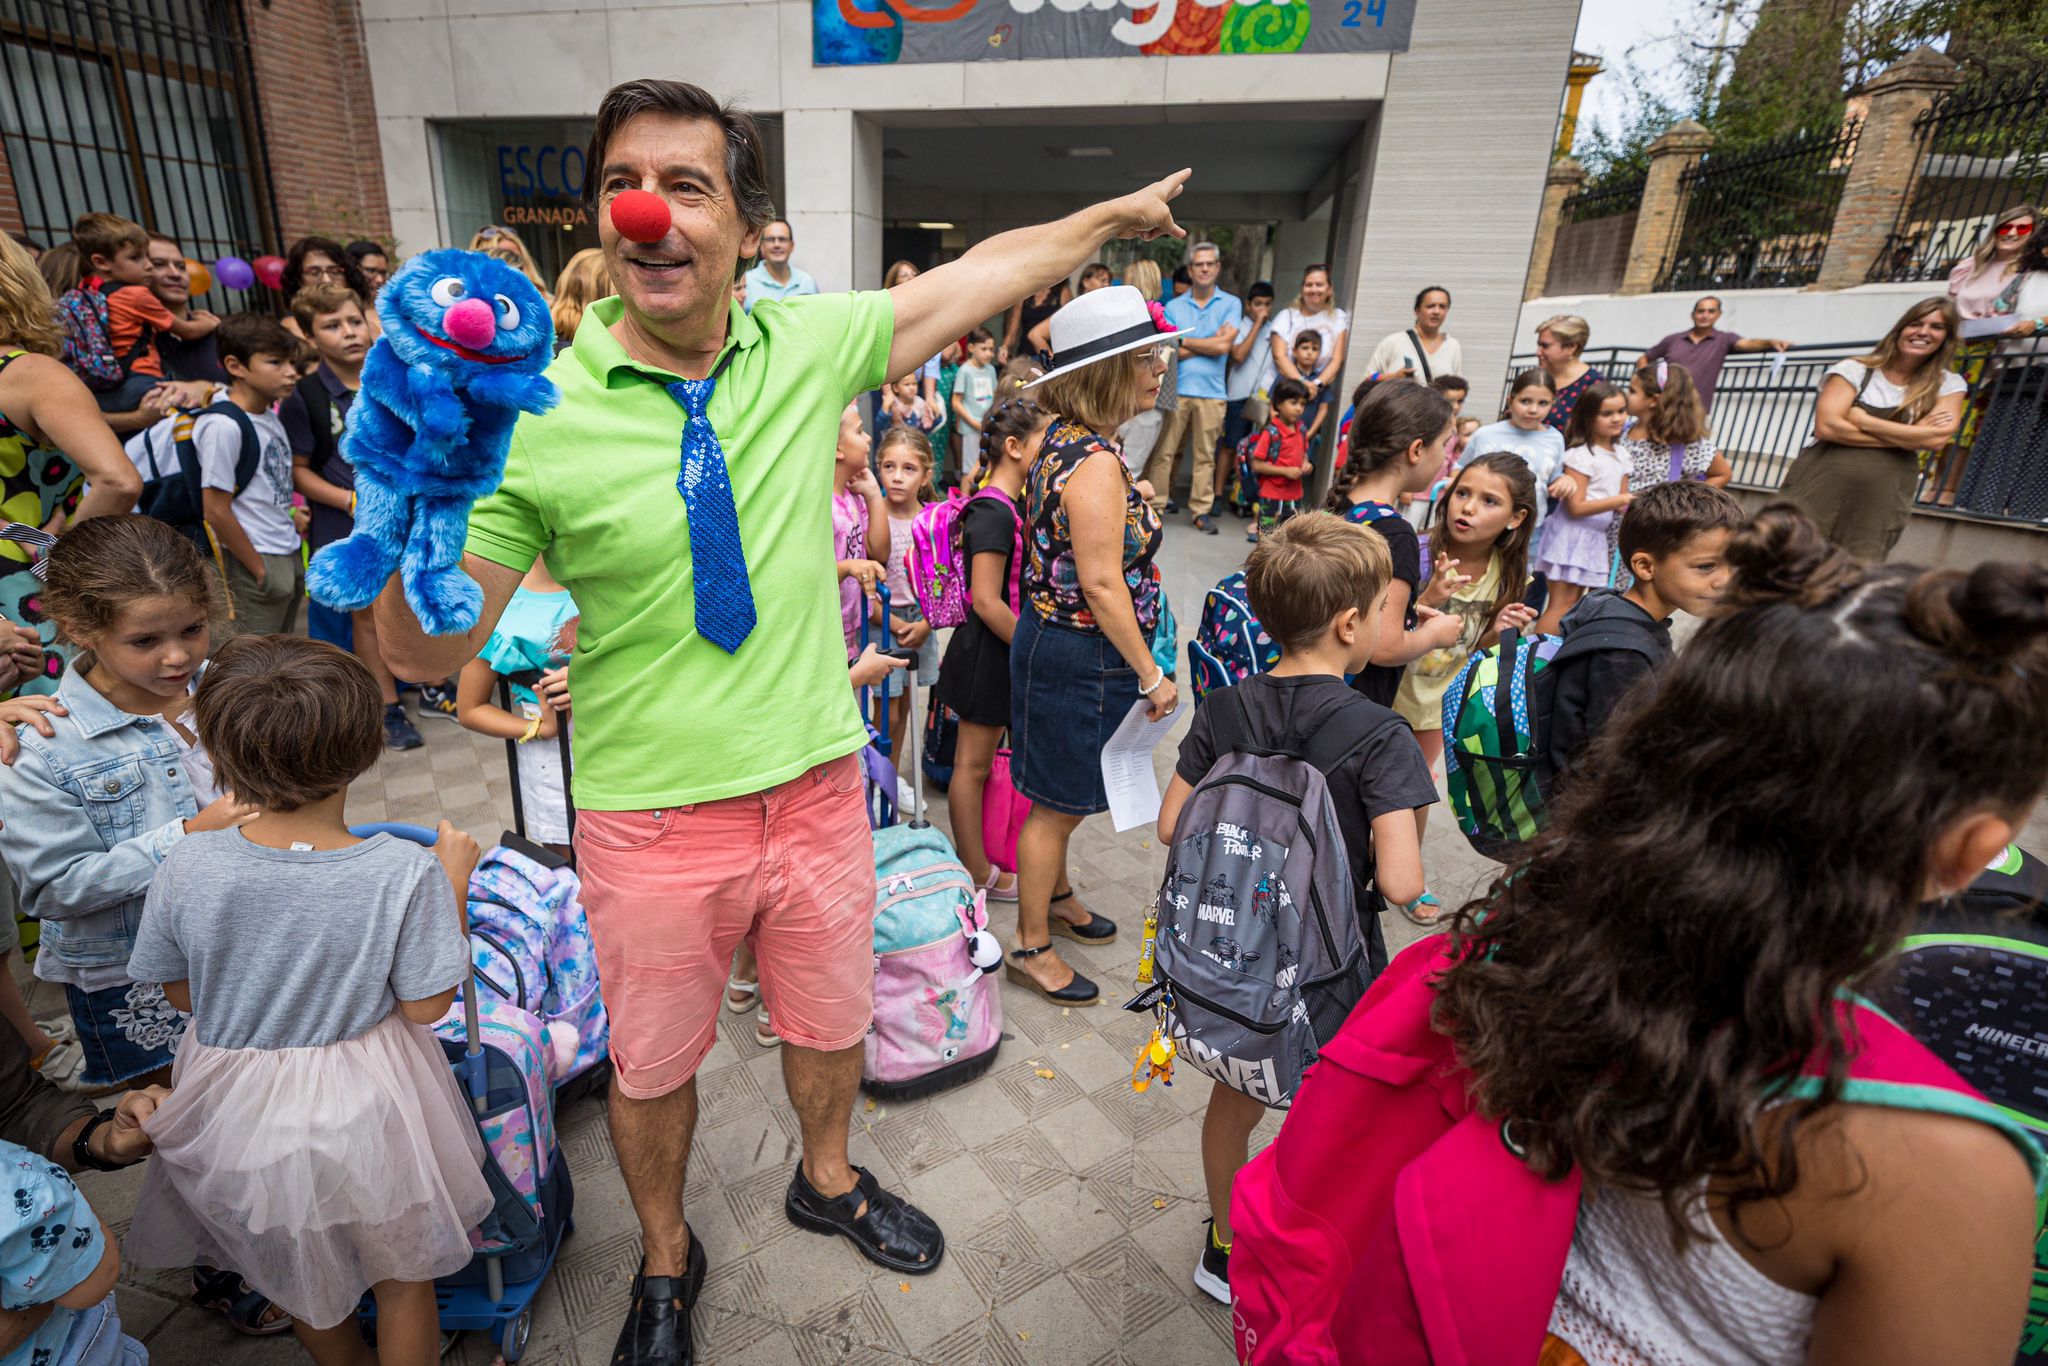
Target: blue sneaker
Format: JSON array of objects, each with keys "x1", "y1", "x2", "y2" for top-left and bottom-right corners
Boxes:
[
  {"x1": 383, "y1": 704, "x2": 423, "y2": 751},
  {"x1": 416, "y1": 683, "x2": 459, "y2": 722}
]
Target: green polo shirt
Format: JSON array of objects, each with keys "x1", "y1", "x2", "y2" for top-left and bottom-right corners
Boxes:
[{"x1": 465, "y1": 291, "x2": 894, "y2": 809}]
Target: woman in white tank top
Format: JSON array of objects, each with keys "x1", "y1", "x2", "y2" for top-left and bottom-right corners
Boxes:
[{"x1": 1425, "y1": 503, "x2": 2048, "y2": 1366}]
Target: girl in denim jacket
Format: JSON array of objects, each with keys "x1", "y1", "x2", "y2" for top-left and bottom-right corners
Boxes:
[{"x1": 0, "y1": 515, "x2": 253, "y2": 1091}]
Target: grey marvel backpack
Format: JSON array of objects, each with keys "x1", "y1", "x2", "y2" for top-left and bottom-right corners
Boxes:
[{"x1": 1141, "y1": 685, "x2": 1383, "y2": 1109}]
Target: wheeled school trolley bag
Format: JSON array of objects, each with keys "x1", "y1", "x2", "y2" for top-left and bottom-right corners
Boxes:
[
  {"x1": 1868, "y1": 842, "x2": 2048, "y2": 1363},
  {"x1": 349, "y1": 823, "x2": 574, "y2": 1364},
  {"x1": 859, "y1": 590, "x2": 1004, "y2": 1099}
]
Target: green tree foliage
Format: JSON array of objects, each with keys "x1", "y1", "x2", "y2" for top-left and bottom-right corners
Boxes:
[{"x1": 1573, "y1": 0, "x2": 2048, "y2": 189}]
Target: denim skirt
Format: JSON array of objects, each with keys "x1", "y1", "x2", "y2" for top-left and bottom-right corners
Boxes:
[{"x1": 1009, "y1": 610, "x2": 1143, "y2": 817}]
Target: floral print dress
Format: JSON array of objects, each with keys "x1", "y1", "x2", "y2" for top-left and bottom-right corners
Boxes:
[
  {"x1": 0, "y1": 351, "x2": 84, "y2": 697},
  {"x1": 1023, "y1": 418, "x2": 1164, "y2": 635}
]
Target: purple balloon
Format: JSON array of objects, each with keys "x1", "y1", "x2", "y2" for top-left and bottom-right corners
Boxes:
[{"x1": 214, "y1": 256, "x2": 254, "y2": 291}]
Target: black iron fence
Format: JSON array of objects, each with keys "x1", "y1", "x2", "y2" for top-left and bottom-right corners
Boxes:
[
  {"x1": 1655, "y1": 121, "x2": 1863, "y2": 293},
  {"x1": 1496, "y1": 341, "x2": 2048, "y2": 530},
  {"x1": 1562, "y1": 173, "x2": 1645, "y2": 224},
  {"x1": 1867, "y1": 73, "x2": 2048, "y2": 284},
  {"x1": 0, "y1": 0, "x2": 279, "y2": 311}
]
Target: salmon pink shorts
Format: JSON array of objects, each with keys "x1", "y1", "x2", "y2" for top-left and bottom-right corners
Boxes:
[{"x1": 574, "y1": 755, "x2": 875, "y2": 1099}]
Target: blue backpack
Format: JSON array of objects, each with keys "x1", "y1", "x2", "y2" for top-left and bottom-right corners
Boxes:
[
  {"x1": 56, "y1": 280, "x2": 149, "y2": 392},
  {"x1": 1189, "y1": 570, "x2": 1281, "y2": 705}
]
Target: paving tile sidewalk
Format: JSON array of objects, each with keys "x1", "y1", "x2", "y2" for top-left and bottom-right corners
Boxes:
[{"x1": 45, "y1": 514, "x2": 2029, "y2": 1365}]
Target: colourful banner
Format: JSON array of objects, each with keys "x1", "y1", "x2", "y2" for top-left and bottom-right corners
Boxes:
[{"x1": 814, "y1": 0, "x2": 1414, "y2": 66}]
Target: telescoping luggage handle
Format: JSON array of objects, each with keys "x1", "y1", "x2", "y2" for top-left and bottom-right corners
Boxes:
[
  {"x1": 858, "y1": 585, "x2": 927, "y2": 829},
  {"x1": 498, "y1": 669, "x2": 576, "y2": 844}
]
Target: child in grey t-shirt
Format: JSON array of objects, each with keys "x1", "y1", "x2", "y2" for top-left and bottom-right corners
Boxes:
[{"x1": 121, "y1": 634, "x2": 494, "y2": 1344}]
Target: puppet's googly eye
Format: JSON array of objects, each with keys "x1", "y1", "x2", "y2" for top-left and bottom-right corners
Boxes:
[
  {"x1": 429, "y1": 277, "x2": 466, "y2": 307},
  {"x1": 494, "y1": 294, "x2": 521, "y2": 331}
]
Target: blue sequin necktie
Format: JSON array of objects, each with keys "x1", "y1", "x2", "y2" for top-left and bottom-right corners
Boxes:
[{"x1": 663, "y1": 364, "x2": 756, "y2": 655}]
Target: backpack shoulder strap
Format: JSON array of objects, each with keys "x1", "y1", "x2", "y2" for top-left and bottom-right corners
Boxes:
[
  {"x1": 1301, "y1": 698, "x2": 1403, "y2": 776},
  {"x1": 1550, "y1": 611, "x2": 1665, "y2": 669},
  {"x1": 1816, "y1": 1000, "x2": 2048, "y2": 1193},
  {"x1": 214, "y1": 401, "x2": 264, "y2": 494},
  {"x1": 1204, "y1": 681, "x2": 1254, "y2": 759}
]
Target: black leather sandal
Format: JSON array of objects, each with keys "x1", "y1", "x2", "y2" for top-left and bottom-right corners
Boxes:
[
  {"x1": 1049, "y1": 890, "x2": 1118, "y2": 944},
  {"x1": 1004, "y1": 943, "x2": 1099, "y2": 1004},
  {"x1": 610, "y1": 1229, "x2": 706, "y2": 1366},
  {"x1": 786, "y1": 1163, "x2": 945, "y2": 1274}
]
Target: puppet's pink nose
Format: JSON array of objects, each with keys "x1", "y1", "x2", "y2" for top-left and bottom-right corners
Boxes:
[{"x1": 443, "y1": 297, "x2": 497, "y2": 350}]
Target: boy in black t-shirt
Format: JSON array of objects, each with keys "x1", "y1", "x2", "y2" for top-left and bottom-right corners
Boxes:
[{"x1": 1158, "y1": 511, "x2": 1438, "y2": 1308}]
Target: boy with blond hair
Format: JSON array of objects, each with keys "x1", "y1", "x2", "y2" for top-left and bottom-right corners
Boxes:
[{"x1": 1156, "y1": 511, "x2": 1437, "y2": 1307}]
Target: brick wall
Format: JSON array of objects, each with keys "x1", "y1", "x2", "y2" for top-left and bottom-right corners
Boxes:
[{"x1": 242, "y1": 0, "x2": 392, "y2": 247}]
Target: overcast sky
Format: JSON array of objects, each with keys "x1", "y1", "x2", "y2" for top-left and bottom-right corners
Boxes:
[{"x1": 1572, "y1": 0, "x2": 1703, "y2": 146}]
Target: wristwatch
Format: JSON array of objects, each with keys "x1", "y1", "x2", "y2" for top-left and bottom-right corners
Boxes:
[{"x1": 72, "y1": 1108, "x2": 138, "y2": 1172}]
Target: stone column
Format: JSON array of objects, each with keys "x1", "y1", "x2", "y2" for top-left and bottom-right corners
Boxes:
[
  {"x1": 780, "y1": 109, "x2": 884, "y2": 295},
  {"x1": 1619, "y1": 119, "x2": 1714, "y2": 296},
  {"x1": 1815, "y1": 46, "x2": 1961, "y2": 290},
  {"x1": 1524, "y1": 158, "x2": 1586, "y2": 302}
]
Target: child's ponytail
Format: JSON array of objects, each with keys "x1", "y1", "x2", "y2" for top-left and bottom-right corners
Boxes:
[
  {"x1": 972, "y1": 398, "x2": 1048, "y2": 489},
  {"x1": 1323, "y1": 381, "x2": 1452, "y2": 513},
  {"x1": 41, "y1": 514, "x2": 225, "y2": 644}
]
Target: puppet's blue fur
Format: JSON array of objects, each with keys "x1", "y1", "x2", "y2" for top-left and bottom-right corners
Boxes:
[{"x1": 305, "y1": 249, "x2": 557, "y2": 635}]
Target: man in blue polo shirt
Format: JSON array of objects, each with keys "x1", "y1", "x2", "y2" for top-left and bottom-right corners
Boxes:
[
  {"x1": 1145, "y1": 240, "x2": 1242, "y2": 533},
  {"x1": 740, "y1": 218, "x2": 818, "y2": 309}
]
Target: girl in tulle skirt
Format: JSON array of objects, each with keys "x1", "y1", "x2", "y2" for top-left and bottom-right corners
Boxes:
[{"x1": 124, "y1": 635, "x2": 493, "y2": 1365}]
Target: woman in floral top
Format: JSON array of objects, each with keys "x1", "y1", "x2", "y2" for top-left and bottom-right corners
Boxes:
[
  {"x1": 1535, "y1": 313, "x2": 1607, "y2": 436},
  {"x1": 1007, "y1": 286, "x2": 1177, "y2": 1007}
]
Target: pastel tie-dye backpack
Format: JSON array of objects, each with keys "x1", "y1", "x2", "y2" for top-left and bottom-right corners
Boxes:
[
  {"x1": 1190, "y1": 570, "x2": 1281, "y2": 704},
  {"x1": 455, "y1": 845, "x2": 610, "y2": 1096}
]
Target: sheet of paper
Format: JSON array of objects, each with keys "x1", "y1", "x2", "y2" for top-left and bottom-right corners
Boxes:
[
  {"x1": 1960, "y1": 315, "x2": 2014, "y2": 341},
  {"x1": 1101, "y1": 696, "x2": 1184, "y2": 833},
  {"x1": 1768, "y1": 349, "x2": 1788, "y2": 382}
]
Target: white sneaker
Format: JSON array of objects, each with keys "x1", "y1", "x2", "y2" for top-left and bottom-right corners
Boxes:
[
  {"x1": 32, "y1": 1038, "x2": 87, "y2": 1091},
  {"x1": 897, "y1": 776, "x2": 917, "y2": 812}
]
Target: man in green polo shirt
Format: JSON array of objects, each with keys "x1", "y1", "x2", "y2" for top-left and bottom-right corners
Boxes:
[{"x1": 377, "y1": 78, "x2": 1188, "y2": 1365}]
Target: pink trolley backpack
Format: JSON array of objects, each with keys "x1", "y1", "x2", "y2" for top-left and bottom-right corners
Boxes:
[
  {"x1": 1229, "y1": 936, "x2": 2047, "y2": 1365},
  {"x1": 907, "y1": 485, "x2": 1023, "y2": 630}
]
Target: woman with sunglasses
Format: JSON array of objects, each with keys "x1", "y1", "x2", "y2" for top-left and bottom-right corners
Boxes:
[
  {"x1": 1932, "y1": 204, "x2": 2039, "y2": 504},
  {"x1": 1004, "y1": 287, "x2": 1178, "y2": 1005},
  {"x1": 1957, "y1": 210, "x2": 2048, "y2": 521}
]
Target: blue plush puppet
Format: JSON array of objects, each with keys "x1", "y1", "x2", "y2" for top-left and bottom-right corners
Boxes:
[{"x1": 306, "y1": 249, "x2": 558, "y2": 635}]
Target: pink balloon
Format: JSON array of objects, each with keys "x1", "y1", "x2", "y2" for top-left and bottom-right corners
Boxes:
[{"x1": 253, "y1": 255, "x2": 287, "y2": 290}]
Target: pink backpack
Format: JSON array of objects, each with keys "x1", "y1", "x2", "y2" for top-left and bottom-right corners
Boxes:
[
  {"x1": 906, "y1": 486, "x2": 1022, "y2": 629},
  {"x1": 1230, "y1": 936, "x2": 2045, "y2": 1364}
]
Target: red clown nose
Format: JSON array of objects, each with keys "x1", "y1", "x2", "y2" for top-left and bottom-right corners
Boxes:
[{"x1": 610, "y1": 189, "x2": 671, "y2": 244}]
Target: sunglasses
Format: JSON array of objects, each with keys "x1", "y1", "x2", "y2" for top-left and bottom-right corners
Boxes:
[{"x1": 1995, "y1": 221, "x2": 2034, "y2": 237}]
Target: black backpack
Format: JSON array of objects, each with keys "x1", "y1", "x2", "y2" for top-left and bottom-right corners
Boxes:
[{"x1": 135, "y1": 401, "x2": 262, "y2": 547}]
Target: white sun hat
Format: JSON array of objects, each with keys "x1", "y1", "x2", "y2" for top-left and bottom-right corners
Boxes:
[{"x1": 1021, "y1": 284, "x2": 1179, "y2": 389}]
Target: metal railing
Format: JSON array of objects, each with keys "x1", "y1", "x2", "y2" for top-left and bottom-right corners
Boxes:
[
  {"x1": 1496, "y1": 342, "x2": 2048, "y2": 531},
  {"x1": 0, "y1": 0, "x2": 278, "y2": 310},
  {"x1": 1655, "y1": 121, "x2": 1863, "y2": 293},
  {"x1": 1562, "y1": 173, "x2": 1645, "y2": 224},
  {"x1": 1866, "y1": 73, "x2": 2048, "y2": 284}
]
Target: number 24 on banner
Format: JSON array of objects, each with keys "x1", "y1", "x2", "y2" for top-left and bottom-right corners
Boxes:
[{"x1": 1340, "y1": 0, "x2": 1386, "y2": 25}]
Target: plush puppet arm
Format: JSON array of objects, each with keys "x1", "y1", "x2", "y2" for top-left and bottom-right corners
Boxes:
[
  {"x1": 463, "y1": 367, "x2": 560, "y2": 417},
  {"x1": 405, "y1": 364, "x2": 471, "y2": 449}
]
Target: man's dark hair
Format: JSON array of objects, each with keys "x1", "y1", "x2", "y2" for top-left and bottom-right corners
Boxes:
[
  {"x1": 1429, "y1": 374, "x2": 1468, "y2": 395},
  {"x1": 215, "y1": 311, "x2": 297, "y2": 369},
  {"x1": 1172, "y1": 265, "x2": 1191, "y2": 287},
  {"x1": 1270, "y1": 377, "x2": 1312, "y2": 408},
  {"x1": 1695, "y1": 295, "x2": 1723, "y2": 310},
  {"x1": 583, "y1": 80, "x2": 776, "y2": 236},
  {"x1": 1618, "y1": 480, "x2": 1747, "y2": 565},
  {"x1": 1248, "y1": 280, "x2": 1275, "y2": 302},
  {"x1": 344, "y1": 239, "x2": 387, "y2": 263}
]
